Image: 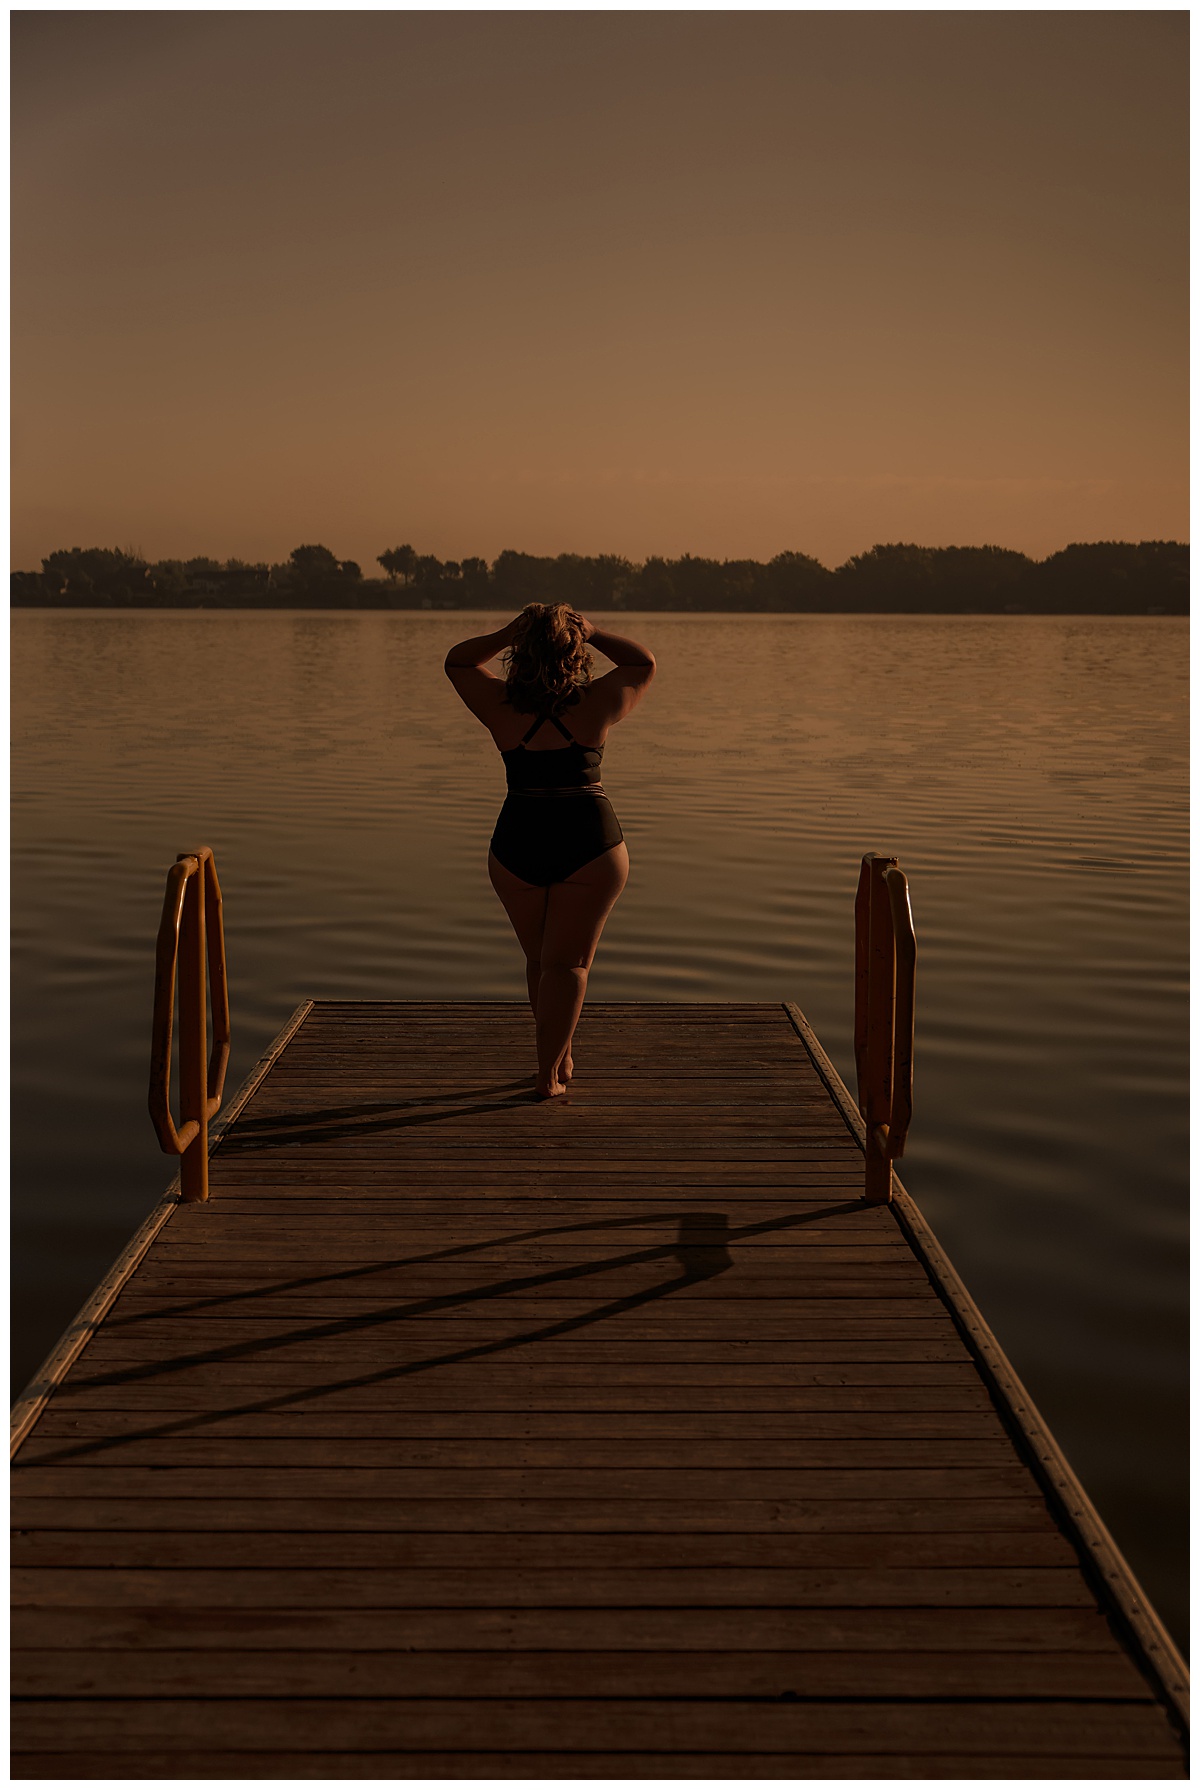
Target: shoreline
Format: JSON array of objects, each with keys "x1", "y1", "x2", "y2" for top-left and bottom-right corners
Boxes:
[{"x1": 9, "y1": 599, "x2": 1188, "y2": 617}]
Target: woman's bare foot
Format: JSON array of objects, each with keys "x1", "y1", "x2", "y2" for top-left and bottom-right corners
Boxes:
[
  {"x1": 534, "y1": 1073, "x2": 568, "y2": 1100},
  {"x1": 559, "y1": 1050, "x2": 573, "y2": 1084}
]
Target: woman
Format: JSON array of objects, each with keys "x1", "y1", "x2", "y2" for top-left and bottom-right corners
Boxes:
[{"x1": 445, "y1": 605, "x2": 655, "y2": 1098}]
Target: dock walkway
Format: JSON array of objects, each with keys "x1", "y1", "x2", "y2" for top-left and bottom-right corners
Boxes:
[{"x1": 11, "y1": 1000, "x2": 1189, "y2": 1777}]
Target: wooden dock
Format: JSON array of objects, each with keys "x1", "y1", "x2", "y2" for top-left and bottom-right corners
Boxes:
[{"x1": 11, "y1": 1000, "x2": 1189, "y2": 1778}]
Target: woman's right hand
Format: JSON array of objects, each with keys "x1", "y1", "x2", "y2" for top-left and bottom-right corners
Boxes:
[{"x1": 573, "y1": 612, "x2": 596, "y2": 641}]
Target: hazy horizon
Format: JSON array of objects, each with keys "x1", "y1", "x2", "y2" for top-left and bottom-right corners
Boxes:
[{"x1": 12, "y1": 12, "x2": 1187, "y2": 574}]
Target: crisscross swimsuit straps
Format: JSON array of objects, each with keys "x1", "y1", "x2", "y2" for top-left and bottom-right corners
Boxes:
[{"x1": 489, "y1": 706, "x2": 624, "y2": 886}]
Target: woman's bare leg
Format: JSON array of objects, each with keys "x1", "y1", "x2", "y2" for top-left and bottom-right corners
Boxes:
[
  {"x1": 536, "y1": 844, "x2": 629, "y2": 1097},
  {"x1": 488, "y1": 854, "x2": 549, "y2": 1022}
]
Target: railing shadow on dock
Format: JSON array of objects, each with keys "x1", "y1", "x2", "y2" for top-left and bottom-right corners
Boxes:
[{"x1": 41, "y1": 1202, "x2": 865, "y2": 1462}]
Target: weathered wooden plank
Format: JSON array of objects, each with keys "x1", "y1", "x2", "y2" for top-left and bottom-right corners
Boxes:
[
  {"x1": 194, "y1": 1205, "x2": 874, "y2": 1227},
  {"x1": 238, "y1": 1082, "x2": 825, "y2": 1095},
  {"x1": 230, "y1": 1133, "x2": 865, "y2": 1151},
  {"x1": 250, "y1": 1070, "x2": 816, "y2": 1085},
  {"x1": 199, "y1": 1180, "x2": 875, "y2": 1195},
  {"x1": 269, "y1": 1045, "x2": 799, "y2": 1057},
  {"x1": 142, "y1": 1250, "x2": 916, "y2": 1272},
  {"x1": 215, "y1": 1066, "x2": 840, "y2": 1090},
  {"x1": 9, "y1": 1698, "x2": 1181, "y2": 1755},
  {"x1": 260, "y1": 1043, "x2": 820, "y2": 1057},
  {"x1": 93, "y1": 1299, "x2": 956, "y2": 1327},
  {"x1": 106, "y1": 1296, "x2": 944, "y2": 1327},
  {"x1": 57, "y1": 1349, "x2": 974, "y2": 1377},
  {"x1": 209, "y1": 1155, "x2": 866, "y2": 1170},
  {"x1": 244, "y1": 1094, "x2": 818, "y2": 1106},
  {"x1": 212, "y1": 1139, "x2": 862, "y2": 1152},
  {"x1": 39, "y1": 1381, "x2": 995, "y2": 1410},
  {"x1": 11, "y1": 1465, "x2": 1041, "y2": 1498},
  {"x1": 144, "y1": 1239, "x2": 917, "y2": 1259},
  {"x1": 191, "y1": 1209, "x2": 876, "y2": 1228},
  {"x1": 224, "y1": 1148, "x2": 863, "y2": 1161},
  {"x1": 207, "y1": 1160, "x2": 864, "y2": 1172},
  {"x1": 238, "y1": 1072, "x2": 835, "y2": 1087},
  {"x1": 31, "y1": 1408, "x2": 1007, "y2": 1439},
  {"x1": 70, "y1": 1344, "x2": 994, "y2": 1383},
  {"x1": 11, "y1": 1528, "x2": 1076, "y2": 1569},
  {"x1": 287, "y1": 1001, "x2": 779, "y2": 1014},
  {"x1": 17, "y1": 1438, "x2": 1025, "y2": 1471},
  {"x1": 198, "y1": 1195, "x2": 874, "y2": 1213},
  {"x1": 221, "y1": 1090, "x2": 854, "y2": 1106},
  {"x1": 11, "y1": 1647, "x2": 1150, "y2": 1700},
  {"x1": 112, "y1": 1271, "x2": 938, "y2": 1301},
  {"x1": 244, "y1": 1090, "x2": 852, "y2": 1102},
  {"x1": 6, "y1": 1603, "x2": 1124, "y2": 1652},
  {"x1": 133, "y1": 1249, "x2": 931, "y2": 1276},
  {"x1": 263, "y1": 1053, "x2": 795, "y2": 1064},
  {"x1": 68, "y1": 1318, "x2": 961, "y2": 1348},
  {"x1": 10, "y1": 1494, "x2": 1058, "y2": 1535},
  {"x1": 229, "y1": 1113, "x2": 840, "y2": 1128},
  {"x1": 12, "y1": 1565, "x2": 1095, "y2": 1609},
  {"x1": 10, "y1": 1749, "x2": 1183, "y2": 1780},
  {"x1": 243, "y1": 1071, "x2": 828, "y2": 1083},
  {"x1": 263, "y1": 1044, "x2": 821, "y2": 1057},
  {"x1": 49, "y1": 1360, "x2": 988, "y2": 1389}
]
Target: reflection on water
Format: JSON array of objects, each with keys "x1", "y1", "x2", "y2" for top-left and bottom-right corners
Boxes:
[{"x1": 11, "y1": 610, "x2": 1187, "y2": 1648}]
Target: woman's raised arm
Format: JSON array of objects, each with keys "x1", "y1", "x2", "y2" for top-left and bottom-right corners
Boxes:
[
  {"x1": 444, "y1": 616, "x2": 523, "y2": 724},
  {"x1": 578, "y1": 620, "x2": 656, "y2": 727},
  {"x1": 583, "y1": 624, "x2": 656, "y2": 673},
  {"x1": 444, "y1": 617, "x2": 520, "y2": 672}
]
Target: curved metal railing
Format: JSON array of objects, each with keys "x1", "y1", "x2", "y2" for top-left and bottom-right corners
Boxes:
[
  {"x1": 148, "y1": 847, "x2": 230, "y2": 1202},
  {"x1": 853, "y1": 851, "x2": 916, "y2": 1203}
]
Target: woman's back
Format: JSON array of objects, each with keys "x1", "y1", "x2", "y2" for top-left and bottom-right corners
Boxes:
[
  {"x1": 485, "y1": 677, "x2": 636, "y2": 754},
  {"x1": 500, "y1": 707, "x2": 606, "y2": 793}
]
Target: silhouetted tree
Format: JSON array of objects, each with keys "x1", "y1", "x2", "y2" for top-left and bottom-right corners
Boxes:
[
  {"x1": 834, "y1": 543, "x2": 1033, "y2": 612},
  {"x1": 1022, "y1": 541, "x2": 1188, "y2": 614},
  {"x1": 148, "y1": 559, "x2": 190, "y2": 604},
  {"x1": 629, "y1": 557, "x2": 677, "y2": 609},
  {"x1": 490, "y1": 550, "x2": 558, "y2": 608},
  {"x1": 460, "y1": 556, "x2": 491, "y2": 602},
  {"x1": 378, "y1": 544, "x2": 418, "y2": 584},
  {"x1": 39, "y1": 546, "x2": 151, "y2": 605},
  {"x1": 763, "y1": 551, "x2": 835, "y2": 611},
  {"x1": 289, "y1": 544, "x2": 342, "y2": 583}
]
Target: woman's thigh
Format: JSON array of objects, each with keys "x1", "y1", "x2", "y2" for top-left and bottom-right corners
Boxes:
[
  {"x1": 488, "y1": 852, "x2": 549, "y2": 960},
  {"x1": 541, "y1": 844, "x2": 630, "y2": 970}
]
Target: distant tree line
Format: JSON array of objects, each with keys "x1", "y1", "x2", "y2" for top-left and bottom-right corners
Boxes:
[{"x1": 10, "y1": 538, "x2": 1188, "y2": 614}]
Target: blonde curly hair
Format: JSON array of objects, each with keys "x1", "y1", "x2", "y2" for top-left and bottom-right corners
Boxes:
[{"x1": 503, "y1": 604, "x2": 592, "y2": 715}]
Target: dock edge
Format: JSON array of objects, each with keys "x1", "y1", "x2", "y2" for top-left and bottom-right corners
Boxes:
[
  {"x1": 781, "y1": 997, "x2": 1189, "y2": 1739},
  {"x1": 10, "y1": 1000, "x2": 314, "y2": 1459}
]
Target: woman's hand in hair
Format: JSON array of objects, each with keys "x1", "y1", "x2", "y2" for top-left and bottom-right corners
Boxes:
[{"x1": 572, "y1": 612, "x2": 596, "y2": 642}]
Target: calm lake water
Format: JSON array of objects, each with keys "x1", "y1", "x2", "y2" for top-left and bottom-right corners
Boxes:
[{"x1": 11, "y1": 609, "x2": 1188, "y2": 1649}]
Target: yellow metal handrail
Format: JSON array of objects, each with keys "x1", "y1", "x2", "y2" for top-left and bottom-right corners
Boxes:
[
  {"x1": 854, "y1": 852, "x2": 916, "y2": 1204},
  {"x1": 148, "y1": 847, "x2": 230, "y2": 1202}
]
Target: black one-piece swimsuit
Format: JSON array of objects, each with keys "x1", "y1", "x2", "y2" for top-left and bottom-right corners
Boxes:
[{"x1": 490, "y1": 708, "x2": 624, "y2": 887}]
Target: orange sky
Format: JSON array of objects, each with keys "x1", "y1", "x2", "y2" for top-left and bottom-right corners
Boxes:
[{"x1": 11, "y1": 11, "x2": 1188, "y2": 574}]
